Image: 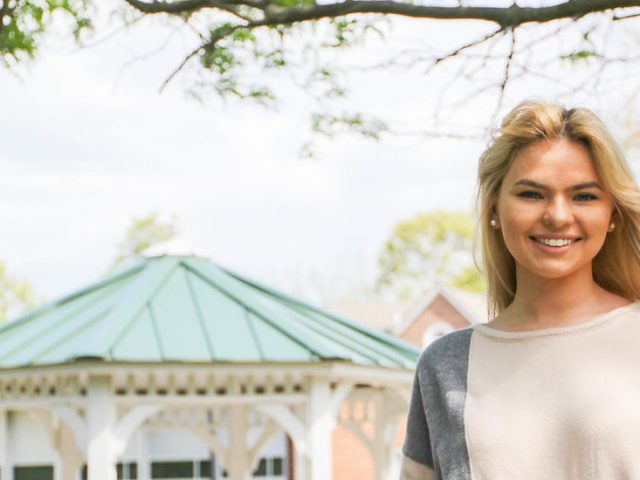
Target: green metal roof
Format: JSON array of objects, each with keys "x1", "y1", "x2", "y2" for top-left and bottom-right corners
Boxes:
[{"x1": 0, "y1": 256, "x2": 419, "y2": 369}]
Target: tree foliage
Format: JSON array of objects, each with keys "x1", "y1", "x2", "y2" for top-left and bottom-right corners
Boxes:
[
  {"x1": 112, "y1": 212, "x2": 177, "y2": 269},
  {"x1": 115, "y1": 1, "x2": 640, "y2": 133},
  {"x1": 4, "y1": 1, "x2": 640, "y2": 136},
  {"x1": 376, "y1": 211, "x2": 485, "y2": 300},
  {"x1": 0, "y1": 260, "x2": 40, "y2": 322},
  {"x1": 0, "y1": 0, "x2": 92, "y2": 68}
]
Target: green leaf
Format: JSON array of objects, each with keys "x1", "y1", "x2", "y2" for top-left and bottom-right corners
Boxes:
[
  {"x1": 561, "y1": 49, "x2": 597, "y2": 64},
  {"x1": 312, "y1": 112, "x2": 387, "y2": 140},
  {"x1": 200, "y1": 45, "x2": 236, "y2": 74},
  {"x1": 231, "y1": 28, "x2": 255, "y2": 43},
  {"x1": 2, "y1": 0, "x2": 92, "y2": 67},
  {"x1": 210, "y1": 23, "x2": 237, "y2": 40}
]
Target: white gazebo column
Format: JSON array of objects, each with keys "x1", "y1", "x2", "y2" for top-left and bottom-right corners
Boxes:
[
  {"x1": 136, "y1": 430, "x2": 151, "y2": 480},
  {"x1": 307, "y1": 379, "x2": 336, "y2": 480},
  {"x1": 373, "y1": 390, "x2": 409, "y2": 480},
  {"x1": 227, "y1": 405, "x2": 251, "y2": 480},
  {"x1": 0, "y1": 409, "x2": 13, "y2": 480},
  {"x1": 293, "y1": 442, "x2": 308, "y2": 480},
  {"x1": 58, "y1": 423, "x2": 84, "y2": 480},
  {"x1": 289, "y1": 404, "x2": 308, "y2": 480},
  {"x1": 87, "y1": 376, "x2": 118, "y2": 480}
]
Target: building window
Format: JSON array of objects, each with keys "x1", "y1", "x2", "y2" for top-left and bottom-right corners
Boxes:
[
  {"x1": 118, "y1": 463, "x2": 138, "y2": 479},
  {"x1": 198, "y1": 459, "x2": 214, "y2": 478},
  {"x1": 81, "y1": 463, "x2": 137, "y2": 480},
  {"x1": 252, "y1": 457, "x2": 286, "y2": 477},
  {"x1": 253, "y1": 459, "x2": 268, "y2": 476},
  {"x1": 151, "y1": 462, "x2": 193, "y2": 479},
  {"x1": 223, "y1": 457, "x2": 285, "y2": 477},
  {"x1": 272, "y1": 458, "x2": 283, "y2": 476},
  {"x1": 14, "y1": 466, "x2": 53, "y2": 480}
]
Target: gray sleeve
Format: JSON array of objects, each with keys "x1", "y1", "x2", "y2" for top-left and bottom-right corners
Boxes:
[
  {"x1": 402, "y1": 328, "x2": 474, "y2": 479},
  {"x1": 402, "y1": 365, "x2": 435, "y2": 468}
]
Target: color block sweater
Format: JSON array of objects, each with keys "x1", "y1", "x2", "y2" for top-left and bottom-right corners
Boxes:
[{"x1": 401, "y1": 301, "x2": 640, "y2": 480}]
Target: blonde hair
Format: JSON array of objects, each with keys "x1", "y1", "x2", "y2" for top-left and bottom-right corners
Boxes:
[{"x1": 476, "y1": 100, "x2": 640, "y2": 317}]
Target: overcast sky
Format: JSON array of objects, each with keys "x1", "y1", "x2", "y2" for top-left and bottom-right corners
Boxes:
[{"x1": 2, "y1": 6, "x2": 639, "y2": 308}]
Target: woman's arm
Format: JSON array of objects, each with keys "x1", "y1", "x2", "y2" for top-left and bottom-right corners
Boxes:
[
  {"x1": 401, "y1": 362, "x2": 436, "y2": 479},
  {"x1": 399, "y1": 454, "x2": 436, "y2": 480}
]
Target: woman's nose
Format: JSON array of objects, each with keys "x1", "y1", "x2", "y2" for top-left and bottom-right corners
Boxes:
[{"x1": 542, "y1": 197, "x2": 573, "y2": 227}]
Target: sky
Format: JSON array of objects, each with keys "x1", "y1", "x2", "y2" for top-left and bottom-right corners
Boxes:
[{"x1": 2, "y1": 4, "x2": 639, "y2": 309}]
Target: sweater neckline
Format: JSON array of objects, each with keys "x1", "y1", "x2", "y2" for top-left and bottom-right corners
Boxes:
[{"x1": 474, "y1": 301, "x2": 640, "y2": 340}]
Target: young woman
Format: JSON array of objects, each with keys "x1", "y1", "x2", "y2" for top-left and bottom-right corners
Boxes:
[{"x1": 401, "y1": 101, "x2": 640, "y2": 479}]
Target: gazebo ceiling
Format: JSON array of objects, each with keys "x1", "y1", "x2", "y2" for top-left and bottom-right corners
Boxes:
[{"x1": 0, "y1": 256, "x2": 419, "y2": 369}]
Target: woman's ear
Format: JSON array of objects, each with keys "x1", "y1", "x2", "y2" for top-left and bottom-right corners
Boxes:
[
  {"x1": 607, "y1": 207, "x2": 619, "y2": 233},
  {"x1": 490, "y1": 206, "x2": 500, "y2": 230}
]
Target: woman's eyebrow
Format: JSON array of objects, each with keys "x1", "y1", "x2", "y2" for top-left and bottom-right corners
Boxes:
[
  {"x1": 570, "y1": 181, "x2": 603, "y2": 191},
  {"x1": 513, "y1": 179, "x2": 603, "y2": 190}
]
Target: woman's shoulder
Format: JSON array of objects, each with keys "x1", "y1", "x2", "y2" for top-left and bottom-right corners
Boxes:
[{"x1": 416, "y1": 327, "x2": 474, "y2": 373}]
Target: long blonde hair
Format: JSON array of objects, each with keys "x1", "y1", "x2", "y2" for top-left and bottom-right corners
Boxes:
[{"x1": 476, "y1": 100, "x2": 640, "y2": 317}]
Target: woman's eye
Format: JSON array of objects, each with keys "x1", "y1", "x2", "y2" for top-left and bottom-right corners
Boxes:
[
  {"x1": 518, "y1": 191, "x2": 542, "y2": 199},
  {"x1": 575, "y1": 192, "x2": 598, "y2": 201}
]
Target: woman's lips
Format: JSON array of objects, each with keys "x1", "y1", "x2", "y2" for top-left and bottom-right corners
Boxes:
[{"x1": 529, "y1": 236, "x2": 582, "y2": 253}]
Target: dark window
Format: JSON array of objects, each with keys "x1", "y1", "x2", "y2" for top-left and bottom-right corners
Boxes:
[
  {"x1": 252, "y1": 458, "x2": 267, "y2": 477},
  {"x1": 198, "y1": 460, "x2": 213, "y2": 478},
  {"x1": 117, "y1": 462, "x2": 138, "y2": 479},
  {"x1": 272, "y1": 457, "x2": 284, "y2": 476},
  {"x1": 152, "y1": 462, "x2": 193, "y2": 479},
  {"x1": 14, "y1": 466, "x2": 54, "y2": 480}
]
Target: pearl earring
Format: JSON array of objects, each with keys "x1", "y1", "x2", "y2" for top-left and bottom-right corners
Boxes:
[
  {"x1": 490, "y1": 219, "x2": 497, "y2": 228},
  {"x1": 609, "y1": 221, "x2": 615, "y2": 231}
]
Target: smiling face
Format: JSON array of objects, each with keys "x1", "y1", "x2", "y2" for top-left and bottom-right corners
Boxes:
[{"x1": 493, "y1": 138, "x2": 615, "y2": 283}]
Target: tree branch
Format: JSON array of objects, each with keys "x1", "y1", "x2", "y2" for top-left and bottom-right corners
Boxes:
[
  {"x1": 159, "y1": 21, "x2": 250, "y2": 91},
  {"x1": 159, "y1": 44, "x2": 203, "y2": 92},
  {"x1": 123, "y1": 0, "x2": 265, "y2": 14},
  {"x1": 491, "y1": 27, "x2": 516, "y2": 126},
  {"x1": 612, "y1": 10, "x2": 640, "y2": 19},
  {"x1": 425, "y1": 28, "x2": 504, "y2": 75},
  {"x1": 123, "y1": 0, "x2": 640, "y2": 28}
]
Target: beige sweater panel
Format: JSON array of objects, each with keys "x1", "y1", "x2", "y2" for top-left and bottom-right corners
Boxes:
[{"x1": 466, "y1": 302, "x2": 640, "y2": 479}]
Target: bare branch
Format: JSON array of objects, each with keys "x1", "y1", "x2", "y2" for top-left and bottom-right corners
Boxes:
[
  {"x1": 510, "y1": 60, "x2": 577, "y2": 90},
  {"x1": 113, "y1": 24, "x2": 185, "y2": 92},
  {"x1": 393, "y1": 128, "x2": 484, "y2": 140},
  {"x1": 425, "y1": 27, "x2": 504, "y2": 75},
  {"x1": 123, "y1": 0, "x2": 640, "y2": 28},
  {"x1": 491, "y1": 27, "x2": 516, "y2": 126},
  {"x1": 612, "y1": 11, "x2": 640, "y2": 20},
  {"x1": 514, "y1": 21, "x2": 569, "y2": 54},
  {"x1": 79, "y1": 14, "x2": 146, "y2": 49},
  {"x1": 159, "y1": 45, "x2": 203, "y2": 92},
  {"x1": 181, "y1": 16, "x2": 208, "y2": 42}
]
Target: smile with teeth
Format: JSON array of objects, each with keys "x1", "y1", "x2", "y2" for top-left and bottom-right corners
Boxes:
[{"x1": 532, "y1": 237, "x2": 580, "y2": 247}]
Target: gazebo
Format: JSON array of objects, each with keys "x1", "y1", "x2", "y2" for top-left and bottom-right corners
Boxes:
[{"x1": 0, "y1": 255, "x2": 419, "y2": 480}]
